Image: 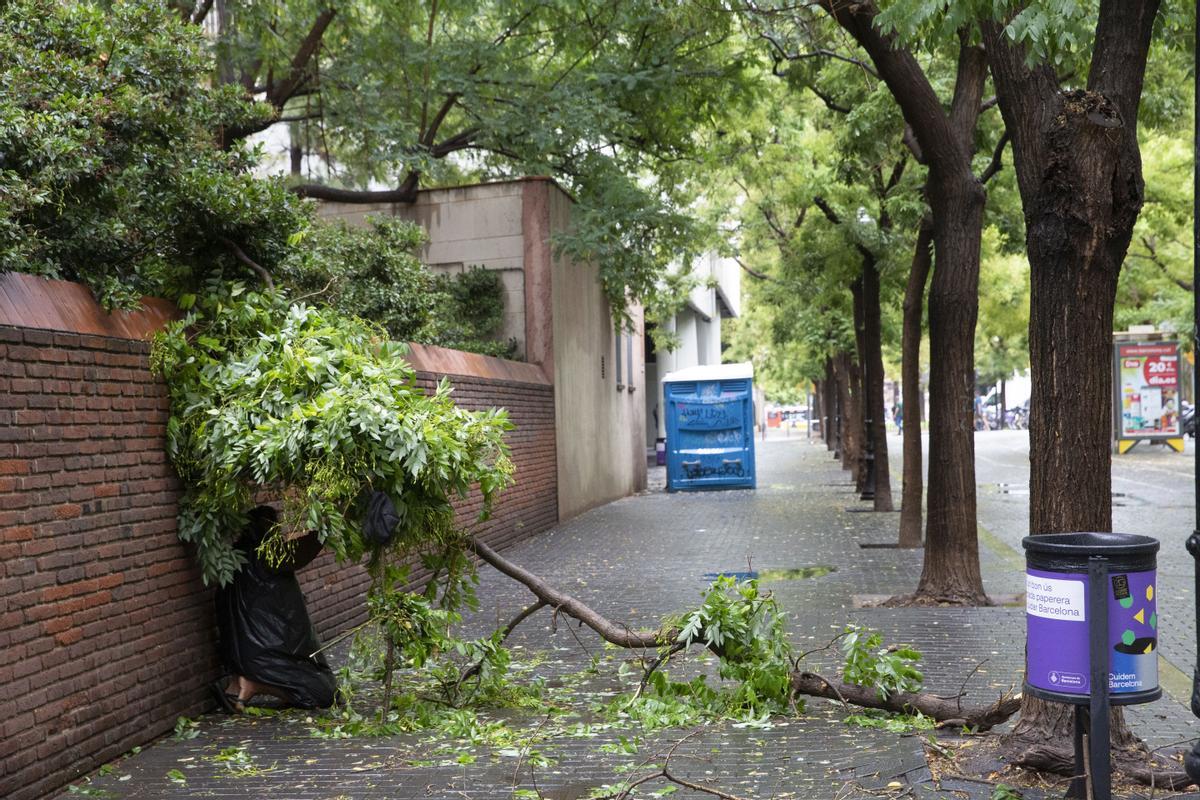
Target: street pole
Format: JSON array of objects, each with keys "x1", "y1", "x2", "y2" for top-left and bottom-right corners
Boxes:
[{"x1": 1185, "y1": 0, "x2": 1200, "y2": 783}]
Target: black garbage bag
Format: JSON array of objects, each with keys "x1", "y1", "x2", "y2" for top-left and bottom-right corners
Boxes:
[
  {"x1": 214, "y1": 506, "x2": 337, "y2": 709},
  {"x1": 363, "y1": 490, "x2": 400, "y2": 547}
]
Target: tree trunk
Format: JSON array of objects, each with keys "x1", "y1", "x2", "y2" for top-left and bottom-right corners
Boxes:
[
  {"x1": 824, "y1": 358, "x2": 836, "y2": 451},
  {"x1": 835, "y1": 351, "x2": 861, "y2": 478},
  {"x1": 913, "y1": 175, "x2": 987, "y2": 604},
  {"x1": 813, "y1": 380, "x2": 824, "y2": 445},
  {"x1": 981, "y1": 0, "x2": 1161, "y2": 755},
  {"x1": 999, "y1": 378, "x2": 1007, "y2": 430},
  {"x1": 899, "y1": 219, "x2": 933, "y2": 547},
  {"x1": 850, "y1": 280, "x2": 869, "y2": 493},
  {"x1": 862, "y1": 257, "x2": 894, "y2": 511},
  {"x1": 815, "y1": 2, "x2": 989, "y2": 604}
]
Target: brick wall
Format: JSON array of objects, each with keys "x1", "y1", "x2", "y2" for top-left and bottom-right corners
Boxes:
[{"x1": 0, "y1": 324, "x2": 557, "y2": 800}]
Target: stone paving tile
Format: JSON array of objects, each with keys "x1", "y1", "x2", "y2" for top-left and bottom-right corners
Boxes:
[{"x1": 58, "y1": 436, "x2": 1200, "y2": 800}]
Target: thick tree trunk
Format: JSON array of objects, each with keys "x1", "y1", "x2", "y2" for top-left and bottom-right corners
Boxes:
[
  {"x1": 815, "y1": 3, "x2": 989, "y2": 604},
  {"x1": 982, "y1": 0, "x2": 1160, "y2": 756},
  {"x1": 1024, "y1": 102, "x2": 1132, "y2": 535},
  {"x1": 913, "y1": 177, "x2": 987, "y2": 604},
  {"x1": 862, "y1": 259, "x2": 894, "y2": 510},
  {"x1": 899, "y1": 220, "x2": 933, "y2": 547}
]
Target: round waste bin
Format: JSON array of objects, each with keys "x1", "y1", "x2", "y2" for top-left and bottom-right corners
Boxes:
[{"x1": 1022, "y1": 532, "x2": 1160, "y2": 705}]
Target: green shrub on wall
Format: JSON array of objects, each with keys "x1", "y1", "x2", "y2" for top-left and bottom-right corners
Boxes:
[
  {"x1": 276, "y1": 218, "x2": 436, "y2": 343},
  {"x1": 420, "y1": 267, "x2": 518, "y2": 360}
]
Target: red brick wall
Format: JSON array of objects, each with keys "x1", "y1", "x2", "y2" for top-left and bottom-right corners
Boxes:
[{"x1": 0, "y1": 325, "x2": 557, "y2": 800}]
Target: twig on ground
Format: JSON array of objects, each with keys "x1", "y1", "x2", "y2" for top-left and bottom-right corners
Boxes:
[
  {"x1": 457, "y1": 599, "x2": 547, "y2": 688},
  {"x1": 510, "y1": 714, "x2": 553, "y2": 793},
  {"x1": 592, "y1": 731, "x2": 755, "y2": 800},
  {"x1": 954, "y1": 660, "x2": 987, "y2": 714},
  {"x1": 635, "y1": 642, "x2": 686, "y2": 700}
]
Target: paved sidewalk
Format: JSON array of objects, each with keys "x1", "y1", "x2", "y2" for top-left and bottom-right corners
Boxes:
[{"x1": 57, "y1": 435, "x2": 1200, "y2": 799}]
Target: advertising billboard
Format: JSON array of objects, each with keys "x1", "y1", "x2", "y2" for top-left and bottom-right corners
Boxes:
[{"x1": 1115, "y1": 341, "x2": 1181, "y2": 440}]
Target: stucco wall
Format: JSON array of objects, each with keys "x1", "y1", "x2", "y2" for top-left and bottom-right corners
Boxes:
[
  {"x1": 543, "y1": 185, "x2": 647, "y2": 519},
  {"x1": 319, "y1": 185, "x2": 528, "y2": 359}
]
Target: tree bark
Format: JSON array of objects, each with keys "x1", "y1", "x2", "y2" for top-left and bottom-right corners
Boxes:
[
  {"x1": 862, "y1": 253, "x2": 894, "y2": 511},
  {"x1": 817, "y1": 3, "x2": 989, "y2": 603},
  {"x1": 914, "y1": 174, "x2": 986, "y2": 602},
  {"x1": 999, "y1": 378, "x2": 1007, "y2": 430},
  {"x1": 837, "y1": 351, "x2": 863, "y2": 482},
  {"x1": 981, "y1": 0, "x2": 1161, "y2": 753},
  {"x1": 813, "y1": 379, "x2": 825, "y2": 445},
  {"x1": 850, "y1": 279, "x2": 869, "y2": 493},
  {"x1": 898, "y1": 219, "x2": 933, "y2": 547}
]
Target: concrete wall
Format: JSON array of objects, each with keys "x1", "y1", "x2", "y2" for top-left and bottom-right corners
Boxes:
[
  {"x1": 541, "y1": 184, "x2": 647, "y2": 519},
  {"x1": 0, "y1": 277, "x2": 558, "y2": 800},
  {"x1": 320, "y1": 184, "x2": 529, "y2": 360},
  {"x1": 319, "y1": 178, "x2": 649, "y2": 522}
]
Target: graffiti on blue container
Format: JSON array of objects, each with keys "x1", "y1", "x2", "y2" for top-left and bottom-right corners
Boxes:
[
  {"x1": 681, "y1": 460, "x2": 745, "y2": 479},
  {"x1": 676, "y1": 403, "x2": 739, "y2": 429}
]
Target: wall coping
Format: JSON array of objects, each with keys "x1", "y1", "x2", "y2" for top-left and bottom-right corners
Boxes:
[
  {"x1": 0, "y1": 272, "x2": 548, "y2": 385},
  {"x1": 0, "y1": 272, "x2": 179, "y2": 340},
  {"x1": 402, "y1": 342, "x2": 550, "y2": 386}
]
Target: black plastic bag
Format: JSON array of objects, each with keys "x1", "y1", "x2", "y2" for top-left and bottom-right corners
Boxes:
[
  {"x1": 214, "y1": 506, "x2": 337, "y2": 709},
  {"x1": 363, "y1": 490, "x2": 400, "y2": 546}
]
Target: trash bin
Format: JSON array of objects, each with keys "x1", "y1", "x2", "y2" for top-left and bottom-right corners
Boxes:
[
  {"x1": 1023, "y1": 532, "x2": 1160, "y2": 705},
  {"x1": 663, "y1": 363, "x2": 756, "y2": 492}
]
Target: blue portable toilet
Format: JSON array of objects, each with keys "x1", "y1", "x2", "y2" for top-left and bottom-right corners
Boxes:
[{"x1": 663, "y1": 363, "x2": 756, "y2": 491}]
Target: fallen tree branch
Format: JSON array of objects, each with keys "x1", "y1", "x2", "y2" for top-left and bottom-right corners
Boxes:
[
  {"x1": 594, "y1": 731, "x2": 754, "y2": 800},
  {"x1": 471, "y1": 537, "x2": 1020, "y2": 731},
  {"x1": 470, "y1": 537, "x2": 672, "y2": 650},
  {"x1": 790, "y1": 672, "x2": 1020, "y2": 731}
]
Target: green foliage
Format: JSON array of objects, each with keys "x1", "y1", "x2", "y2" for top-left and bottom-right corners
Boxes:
[
  {"x1": 421, "y1": 267, "x2": 518, "y2": 359},
  {"x1": 843, "y1": 708, "x2": 934, "y2": 732},
  {"x1": 277, "y1": 218, "x2": 435, "y2": 343},
  {"x1": 151, "y1": 287, "x2": 514, "y2": 585},
  {"x1": 991, "y1": 785, "x2": 1025, "y2": 800},
  {"x1": 1118, "y1": 129, "x2": 1193, "y2": 338},
  {"x1": 619, "y1": 573, "x2": 796, "y2": 724},
  {"x1": 975, "y1": 228, "x2": 1030, "y2": 385},
  {"x1": 875, "y1": 0, "x2": 1095, "y2": 70},
  {"x1": 172, "y1": 716, "x2": 200, "y2": 741},
  {"x1": 0, "y1": 0, "x2": 299, "y2": 307},
  {"x1": 840, "y1": 625, "x2": 924, "y2": 700}
]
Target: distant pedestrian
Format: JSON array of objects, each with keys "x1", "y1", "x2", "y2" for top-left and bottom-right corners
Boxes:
[{"x1": 893, "y1": 404, "x2": 903, "y2": 435}]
